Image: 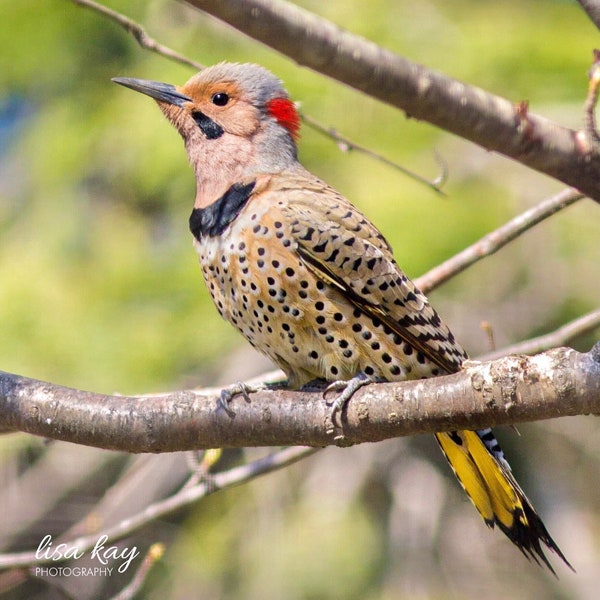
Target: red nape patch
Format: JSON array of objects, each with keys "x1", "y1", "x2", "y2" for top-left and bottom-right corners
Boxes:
[{"x1": 267, "y1": 98, "x2": 301, "y2": 141}]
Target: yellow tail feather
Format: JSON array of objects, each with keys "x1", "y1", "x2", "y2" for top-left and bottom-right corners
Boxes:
[{"x1": 435, "y1": 430, "x2": 573, "y2": 574}]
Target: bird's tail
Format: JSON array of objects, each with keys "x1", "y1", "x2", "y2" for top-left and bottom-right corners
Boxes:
[{"x1": 435, "y1": 429, "x2": 573, "y2": 574}]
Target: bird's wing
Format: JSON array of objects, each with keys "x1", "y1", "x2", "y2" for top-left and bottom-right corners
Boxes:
[{"x1": 278, "y1": 178, "x2": 467, "y2": 375}]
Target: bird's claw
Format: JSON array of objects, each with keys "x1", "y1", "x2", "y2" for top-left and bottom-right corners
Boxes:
[
  {"x1": 324, "y1": 372, "x2": 375, "y2": 420},
  {"x1": 218, "y1": 381, "x2": 266, "y2": 417}
]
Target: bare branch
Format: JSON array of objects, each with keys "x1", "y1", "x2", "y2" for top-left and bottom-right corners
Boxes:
[
  {"x1": 0, "y1": 446, "x2": 317, "y2": 569},
  {"x1": 185, "y1": 0, "x2": 600, "y2": 203},
  {"x1": 481, "y1": 310, "x2": 600, "y2": 361},
  {"x1": 71, "y1": 0, "x2": 204, "y2": 70},
  {"x1": 415, "y1": 188, "x2": 584, "y2": 294},
  {"x1": 300, "y1": 113, "x2": 447, "y2": 194},
  {"x1": 0, "y1": 346, "x2": 598, "y2": 452}
]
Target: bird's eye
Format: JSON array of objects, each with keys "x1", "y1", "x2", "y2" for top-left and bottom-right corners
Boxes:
[{"x1": 211, "y1": 92, "x2": 230, "y2": 106}]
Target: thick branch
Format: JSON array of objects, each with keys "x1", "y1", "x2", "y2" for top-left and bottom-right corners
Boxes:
[
  {"x1": 0, "y1": 345, "x2": 598, "y2": 452},
  {"x1": 187, "y1": 0, "x2": 600, "y2": 203}
]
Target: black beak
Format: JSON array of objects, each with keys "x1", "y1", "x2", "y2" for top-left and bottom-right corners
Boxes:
[{"x1": 111, "y1": 77, "x2": 192, "y2": 107}]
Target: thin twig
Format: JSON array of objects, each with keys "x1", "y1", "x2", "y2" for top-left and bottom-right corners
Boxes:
[
  {"x1": 108, "y1": 543, "x2": 164, "y2": 600},
  {"x1": 0, "y1": 446, "x2": 318, "y2": 569},
  {"x1": 480, "y1": 309, "x2": 600, "y2": 361},
  {"x1": 301, "y1": 113, "x2": 447, "y2": 194},
  {"x1": 71, "y1": 0, "x2": 204, "y2": 70},
  {"x1": 415, "y1": 188, "x2": 584, "y2": 294}
]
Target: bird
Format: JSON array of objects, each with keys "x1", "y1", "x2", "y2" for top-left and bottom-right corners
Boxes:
[{"x1": 113, "y1": 62, "x2": 572, "y2": 573}]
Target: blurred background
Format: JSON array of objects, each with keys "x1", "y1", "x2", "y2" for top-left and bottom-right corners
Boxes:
[{"x1": 0, "y1": 0, "x2": 599, "y2": 598}]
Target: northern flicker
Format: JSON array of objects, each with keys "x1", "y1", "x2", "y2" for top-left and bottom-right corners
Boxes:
[{"x1": 113, "y1": 63, "x2": 572, "y2": 573}]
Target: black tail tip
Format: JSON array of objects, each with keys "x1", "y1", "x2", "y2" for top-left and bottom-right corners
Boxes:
[{"x1": 499, "y1": 503, "x2": 574, "y2": 576}]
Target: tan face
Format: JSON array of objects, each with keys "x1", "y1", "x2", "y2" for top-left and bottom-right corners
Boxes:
[{"x1": 158, "y1": 77, "x2": 260, "y2": 142}]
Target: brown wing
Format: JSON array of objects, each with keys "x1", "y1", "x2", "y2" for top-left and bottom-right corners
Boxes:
[{"x1": 278, "y1": 175, "x2": 468, "y2": 374}]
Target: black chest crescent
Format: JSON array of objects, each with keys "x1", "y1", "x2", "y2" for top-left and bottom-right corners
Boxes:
[{"x1": 189, "y1": 181, "x2": 256, "y2": 239}]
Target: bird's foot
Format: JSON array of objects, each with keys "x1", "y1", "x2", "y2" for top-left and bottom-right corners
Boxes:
[
  {"x1": 218, "y1": 381, "x2": 268, "y2": 417},
  {"x1": 323, "y1": 371, "x2": 377, "y2": 421}
]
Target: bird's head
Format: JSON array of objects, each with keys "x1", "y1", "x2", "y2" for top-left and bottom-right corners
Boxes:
[{"x1": 113, "y1": 63, "x2": 301, "y2": 192}]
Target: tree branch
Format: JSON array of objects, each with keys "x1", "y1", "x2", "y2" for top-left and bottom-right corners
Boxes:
[
  {"x1": 1, "y1": 345, "x2": 598, "y2": 452},
  {"x1": 300, "y1": 112, "x2": 447, "y2": 194},
  {"x1": 72, "y1": 0, "x2": 204, "y2": 70},
  {"x1": 415, "y1": 188, "x2": 584, "y2": 294},
  {"x1": 186, "y1": 0, "x2": 600, "y2": 203}
]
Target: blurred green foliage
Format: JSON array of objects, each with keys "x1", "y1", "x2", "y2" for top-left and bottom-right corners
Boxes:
[{"x1": 1, "y1": 1, "x2": 599, "y2": 599}]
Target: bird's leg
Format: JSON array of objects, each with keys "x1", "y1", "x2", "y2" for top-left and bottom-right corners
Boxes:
[
  {"x1": 218, "y1": 381, "x2": 268, "y2": 417},
  {"x1": 323, "y1": 371, "x2": 379, "y2": 419}
]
